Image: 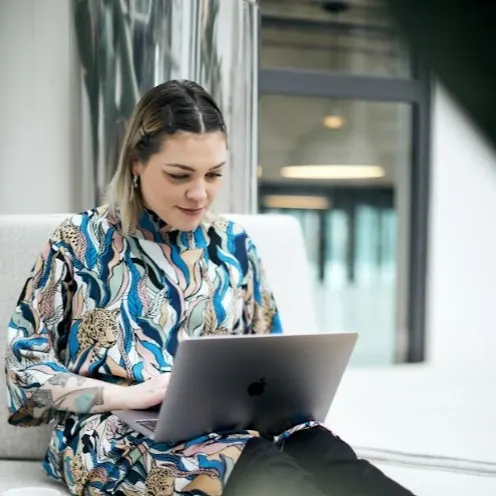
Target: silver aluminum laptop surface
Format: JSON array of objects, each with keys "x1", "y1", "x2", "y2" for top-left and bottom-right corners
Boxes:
[{"x1": 113, "y1": 332, "x2": 358, "y2": 443}]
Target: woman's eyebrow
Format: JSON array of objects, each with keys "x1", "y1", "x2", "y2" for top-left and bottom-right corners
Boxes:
[{"x1": 164, "y1": 162, "x2": 226, "y2": 171}]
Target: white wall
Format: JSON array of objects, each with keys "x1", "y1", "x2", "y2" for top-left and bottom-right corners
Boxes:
[
  {"x1": 427, "y1": 84, "x2": 496, "y2": 364},
  {"x1": 0, "y1": 0, "x2": 80, "y2": 214}
]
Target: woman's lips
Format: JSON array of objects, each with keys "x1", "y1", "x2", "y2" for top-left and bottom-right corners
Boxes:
[{"x1": 177, "y1": 207, "x2": 205, "y2": 216}]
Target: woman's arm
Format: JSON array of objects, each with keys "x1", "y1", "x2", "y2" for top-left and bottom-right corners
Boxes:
[
  {"x1": 6, "y1": 229, "x2": 74, "y2": 425},
  {"x1": 31, "y1": 372, "x2": 169, "y2": 416},
  {"x1": 6, "y1": 222, "x2": 169, "y2": 425},
  {"x1": 6, "y1": 226, "x2": 120, "y2": 424},
  {"x1": 33, "y1": 373, "x2": 124, "y2": 415}
]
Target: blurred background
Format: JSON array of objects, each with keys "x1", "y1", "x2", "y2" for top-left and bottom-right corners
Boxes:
[{"x1": 1, "y1": 0, "x2": 495, "y2": 370}]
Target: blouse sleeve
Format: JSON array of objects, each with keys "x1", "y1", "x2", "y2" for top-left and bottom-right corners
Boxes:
[
  {"x1": 243, "y1": 235, "x2": 283, "y2": 335},
  {"x1": 5, "y1": 225, "x2": 74, "y2": 426}
]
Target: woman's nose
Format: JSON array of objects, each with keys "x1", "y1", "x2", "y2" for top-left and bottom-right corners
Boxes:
[{"x1": 186, "y1": 182, "x2": 207, "y2": 202}]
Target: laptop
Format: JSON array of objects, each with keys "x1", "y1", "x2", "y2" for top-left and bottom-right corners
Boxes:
[{"x1": 113, "y1": 332, "x2": 358, "y2": 443}]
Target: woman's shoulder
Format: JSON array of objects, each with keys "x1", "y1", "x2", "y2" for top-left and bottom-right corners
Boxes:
[
  {"x1": 207, "y1": 213, "x2": 252, "y2": 241},
  {"x1": 49, "y1": 205, "x2": 116, "y2": 247},
  {"x1": 206, "y1": 214, "x2": 261, "y2": 268}
]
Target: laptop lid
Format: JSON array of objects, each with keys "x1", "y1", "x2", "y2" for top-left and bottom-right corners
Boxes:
[{"x1": 153, "y1": 332, "x2": 358, "y2": 443}]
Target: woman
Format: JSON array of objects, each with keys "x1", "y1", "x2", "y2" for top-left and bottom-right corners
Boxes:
[{"x1": 5, "y1": 80, "x2": 413, "y2": 496}]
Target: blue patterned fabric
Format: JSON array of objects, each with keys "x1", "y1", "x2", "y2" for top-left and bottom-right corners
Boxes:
[{"x1": 5, "y1": 206, "x2": 318, "y2": 495}]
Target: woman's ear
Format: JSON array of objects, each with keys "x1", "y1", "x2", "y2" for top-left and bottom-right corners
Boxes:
[{"x1": 132, "y1": 160, "x2": 142, "y2": 177}]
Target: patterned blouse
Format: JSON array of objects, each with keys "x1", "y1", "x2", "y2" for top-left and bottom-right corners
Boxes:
[{"x1": 5, "y1": 206, "x2": 316, "y2": 495}]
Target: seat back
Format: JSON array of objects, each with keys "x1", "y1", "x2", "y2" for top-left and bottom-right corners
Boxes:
[{"x1": 0, "y1": 214, "x2": 67, "y2": 460}]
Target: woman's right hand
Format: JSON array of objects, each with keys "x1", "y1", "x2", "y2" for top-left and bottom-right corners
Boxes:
[{"x1": 118, "y1": 373, "x2": 171, "y2": 410}]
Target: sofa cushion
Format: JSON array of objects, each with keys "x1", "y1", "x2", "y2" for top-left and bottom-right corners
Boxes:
[
  {"x1": 0, "y1": 214, "x2": 68, "y2": 460},
  {"x1": 226, "y1": 214, "x2": 318, "y2": 334},
  {"x1": 326, "y1": 365, "x2": 496, "y2": 495},
  {"x1": 328, "y1": 364, "x2": 496, "y2": 471},
  {"x1": 377, "y1": 462, "x2": 496, "y2": 496},
  {"x1": 0, "y1": 461, "x2": 69, "y2": 494}
]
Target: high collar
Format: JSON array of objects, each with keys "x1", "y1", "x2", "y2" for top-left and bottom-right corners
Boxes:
[{"x1": 135, "y1": 207, "x2": 210, "y2": 250}]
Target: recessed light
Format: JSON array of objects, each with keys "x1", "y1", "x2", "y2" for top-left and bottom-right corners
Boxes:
[
  {"x1": 322, "y1": 114, "x2": 345, "y2": 129},
  {"x1": 263, "y1": 195, "x2": 330, "y2": 210},
  {"x1": 280, "y1": 165, "x2": 385, "y2": 180}
]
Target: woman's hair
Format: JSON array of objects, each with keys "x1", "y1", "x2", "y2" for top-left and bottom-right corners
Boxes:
[{"x1": 107, "y1": 79, "x2": 227, "y2": 233}]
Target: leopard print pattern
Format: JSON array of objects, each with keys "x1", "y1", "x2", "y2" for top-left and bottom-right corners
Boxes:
[
  {"x1": 78, "y1": 308, "x2": 119, "y2": 362},
  {"x1": 253, "y1": 289, "x2": 277, "y2": 334},
  {"x1": 59, "y1": 222, "x2": 82, "y2": 245},
  {"x1": 69, "y1": 452, "x2": 89, "y2": 494},
  {"x1": 203, "y1": 326, "x2": 231, "y2": 336},
  {"x1": 145, "y1": 464, "x2": 176, "y2": 496},
  {"x1": 52, "y1": 220, "x2": 88, "y2": 260}
]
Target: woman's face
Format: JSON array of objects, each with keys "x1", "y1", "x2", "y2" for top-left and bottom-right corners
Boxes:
[{"x1": 133, "y1": 131, "x2": 227, "y2": 231}]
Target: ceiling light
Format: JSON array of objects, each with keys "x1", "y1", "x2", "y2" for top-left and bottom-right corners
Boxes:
[
  {"x1": 322, "y1": 114, "x2": 345, "y2": 129},
  {"x1": 287, "y1": 104, "x2": 386, "y2": 183},
  {"x1": 263, "y1": 195, "x2": 330, "y2": 210},
  {"x1": 280, "y1": 165, "x2": 385, "y2": 180}
]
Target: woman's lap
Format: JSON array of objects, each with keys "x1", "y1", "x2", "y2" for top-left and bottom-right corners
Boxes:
[
  {"x1": 58, "y1": 414, "x2": 256, "y2": 495},
  {"x1": 56, "y1": 416, "x2": 413, "y2": 496},
  {"x1": 225, "y1": 426, "x2": 415, "y2": 496},
  {"x1": 223, "y1": 436, "x2": 326, "y2": 496},
  {"x1": 113, "y1": 433, "x2": 251, "y2": 495},
  {"x1": 283, "y1": 426, "x2": 414, "y2": 495}
]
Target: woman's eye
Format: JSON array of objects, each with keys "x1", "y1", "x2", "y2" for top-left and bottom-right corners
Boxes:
[
  {"x1": 165, "y1": 171, "x2": 223, "y2": 181},
  {"x1": 167, "y1": 173, "x2": 189, "y2": 180}
]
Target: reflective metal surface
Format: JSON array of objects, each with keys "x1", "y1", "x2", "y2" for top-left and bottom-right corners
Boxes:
[{"x1": 74, "y1": 0, "x2": 259, "y2": 213}]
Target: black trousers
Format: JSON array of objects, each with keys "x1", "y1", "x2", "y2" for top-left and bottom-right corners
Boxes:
[{"x1": 223, "y1": 426, "x2": 415, "y2": 496}]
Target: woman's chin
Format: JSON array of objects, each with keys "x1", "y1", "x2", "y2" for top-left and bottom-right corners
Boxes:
[{"x1": 171, "y1": 209, "x2": 206, "y2": 232}]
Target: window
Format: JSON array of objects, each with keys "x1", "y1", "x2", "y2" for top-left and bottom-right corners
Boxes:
[
  {"x1": 261, "y1": 0, "x2": 410, "y2": 78},
  {"x1": 258, "y1": 0, "x2": 430, "y2": 365}
]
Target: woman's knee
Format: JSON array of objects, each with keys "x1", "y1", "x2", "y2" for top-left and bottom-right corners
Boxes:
[{"x1": 282, "y1": 425, "x2": 358, "y2": 464}]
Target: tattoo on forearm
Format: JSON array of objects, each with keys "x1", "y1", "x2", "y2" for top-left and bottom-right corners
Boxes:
[
  {"x1": 75, "y1": 375, "x2": 88, "y2": 387},
  {"x1": 34, "y1": 374, "x2": 106, "y2": 414},
  {"x1": 72, "y1": 388, "x2": 104, "y2": 413},
  {"x1": 48, "y1": 374, "x2": 71, "y2": 387},
  {"x1": 54, "y1": 387, "x2": 105, "y2": 414},
  {"x1": 32, "y1": 389, "x2": 55, "y2": 408},
  {"x1": 48, "y1": 373, "x2": 88, "y2": 388}
]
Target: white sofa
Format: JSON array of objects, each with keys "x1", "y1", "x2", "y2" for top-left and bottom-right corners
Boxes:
[{"x1": 0, "y1": 213, "x2": 495, "y2": 495}]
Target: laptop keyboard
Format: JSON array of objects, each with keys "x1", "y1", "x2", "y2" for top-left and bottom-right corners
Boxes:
[{"x1": 136, "y1": 419, "x2": 158, "y2": 431}]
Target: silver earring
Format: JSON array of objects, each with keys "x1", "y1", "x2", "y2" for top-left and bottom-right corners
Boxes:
[{"x1": 132, "y1": 175, "x2": 139, "y2": 189}]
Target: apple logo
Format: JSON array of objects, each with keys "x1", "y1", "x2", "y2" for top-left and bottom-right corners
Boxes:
[{"x1": 247, "y1": 377, "x2": 267, "y2": 397}]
